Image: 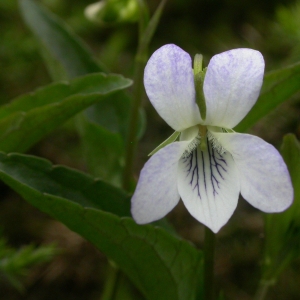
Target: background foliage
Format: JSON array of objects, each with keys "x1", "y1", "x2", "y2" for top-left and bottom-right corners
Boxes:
[{"x1": 0, "y1": 0, "x2": 300, "y2": 299}]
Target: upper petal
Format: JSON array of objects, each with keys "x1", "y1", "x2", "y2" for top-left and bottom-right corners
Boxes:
[
  {"x1": 203, "y1": 48, "x2": 264, "y2": 128},
  {"x1": 213, "y1": 132, "x2": 293, "y2": 212},
  {"x1": 131, "y1": 141, "x2": 189, "y2": 224},
  {"x1": 144, "y1": 44, "x2": 201, "y2": 131},
  {"x1": 177, "y1": 140, "x2": 240, "y2": 233}
]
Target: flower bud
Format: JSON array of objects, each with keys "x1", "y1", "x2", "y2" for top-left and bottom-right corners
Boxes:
[{"x1": 84, "y1": 0, "x2": 139, "y2": 25}]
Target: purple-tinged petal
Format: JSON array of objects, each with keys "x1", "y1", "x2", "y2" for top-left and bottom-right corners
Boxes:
[
  {"x1": 144, "y1": 44, "x2": 201, "y2": 131},
  {"x1": 213, "y1": 132, "x2": 293, "y2": 212},
  {"x1": 177, "y1": 141, "x2": 240, "y2": 233},
  {"x1": 131, "y1": 141, "x2": 189, "y2": 224},
  {"x1": 203, "y1": 48, "x2": 264, "y2": 129}
]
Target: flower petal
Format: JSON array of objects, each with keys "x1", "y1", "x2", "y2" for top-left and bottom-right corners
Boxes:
[
  {"x1": 144, "y1": 44, "x2": 201, "y2": 131},
  {"x1": 203, "y1": 48, "x2": 264, "y2": 128},
  {"x1": 131, "y1": 141, "x2": 189, "y2": 224},
  {"x1": 213, "y1": 132, "x2": 293, "y2": 212},
  {"x1": 177, "y1": 141, "x2": 240, "y2": 233}
]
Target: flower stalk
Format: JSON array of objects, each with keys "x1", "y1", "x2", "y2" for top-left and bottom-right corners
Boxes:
[
  {"x1": 123, "y1": 0, "x2": 167, "y2": 191},
  {"x1": 253, "y1": 279, "x2": 274, "y2": 300},
  {"x1": 123, "y1": 55, "x2": 145, "y2": 191},
  {"x1": 101, "y1": 264, "x2": 121, "y2": 300},
  {"x1": 204, "y1": 226, "x2": 216, "y2": 300}
]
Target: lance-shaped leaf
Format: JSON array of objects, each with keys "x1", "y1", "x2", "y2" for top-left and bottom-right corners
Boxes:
[
  {"x1": 18, "y1": 0, "x2": 145, "y2": 136},
  {"x1": 235, "y1": 62, "x2": 300, "y2": 132},
  {"x1": 18, "y1": 0, "x2": 135, "y2": 138},
  {"x1": 0, "y1": 152, "x2": 203, "y2": 300},
  {"x1": 19, "y1": 0, "x2": 146, "y2": 183},
  {"x1": 19, "y1": 0, "x2": 106, "y2": 79},
  {"x1": 0, "y1": 73, "x2": 132, "y2": 152},
  {"x1": 76, "y1": 113, "x2": 124, "y2": 185}
]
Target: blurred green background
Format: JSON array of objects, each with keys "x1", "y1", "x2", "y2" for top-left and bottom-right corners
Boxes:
[{"x1": 1, "y1": 0, "x2": 300, "y2": 299}]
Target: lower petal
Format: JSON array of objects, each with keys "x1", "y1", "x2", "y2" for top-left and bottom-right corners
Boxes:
[
  {"x1": 131, "y1": 141, "x2": 189, "y2": 224},
  {"x1": 213, "y1": 132, "x2": 293, "y2": 212},
  {"x1": 177, "y1": 140, "x2": 240, "y2": 233}
]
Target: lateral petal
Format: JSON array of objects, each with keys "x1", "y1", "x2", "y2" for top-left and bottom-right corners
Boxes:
[
  {"x1": 144, "y1": 44, "x2": 201, "y2": 131},
  {"x1": 131, "y1": 141, "x2": 189, "y2": 224},
  {"x1": 203, "y1": 48, "x2": 264, "y2": 128},
  {"x1": 213, "y1": 132, "x2": 294, "y2": 212},
  {"x1": 177, "y1": 141, "x2": 240, "y2": 233}
]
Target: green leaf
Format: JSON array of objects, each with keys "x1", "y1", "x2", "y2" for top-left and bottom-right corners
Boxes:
[
  {"x1": 0, "y1": 73, "x2": 132, "y2": 152},
  {"x1": 235, "y1": 62, "x2": 300, "y2": 132},
  {"x1": 77, "y1": 113, "x2": 124, "y2": 186},
  {"x1": 0, "y1": 152, "x2": 130, "y2": 217},
  {"x1": 19, "y1": 0, "x2": 107, "y2": 79},
  {"x1": 40, "y1": 44, "x2": 69, "y2": 81},
  {"x1": 18, "y1": 0, "x2": 145, "y2": 139},
  {"x1": 19, "y1": 0, "x2": 146, "y2": 181},
  {"x1": 76, "y1": 91, "x2": 145, "y2": 185},
  {"x1": 0, "y1": 73, "x2": 130, "y2": 119},
  {"x1": 76, "y1": 89, "x2": 145, "y2": 185},
  {"x1": 0, "y1": 152, "x2": 203, "y2": 300},
  {"x1": 84, "y1": 92, "x2": 130, "y2": 137},
  {"x1": 262, "y1": 134, "x2": 300, "y2": 281},
  {"x1": 84, "y1": 91, "x2": 145, "y2": 141}
]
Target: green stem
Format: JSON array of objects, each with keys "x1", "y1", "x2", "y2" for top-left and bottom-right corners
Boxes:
[
  {"x1": 105, "y1": 0, "x2": 167, "y2": 298},
  {"x1": 122, "y1": 53, "x2": 145, "y2": 191},
  {"x1": 101, "y1": 264, "x2": 121, "y2": 300},
  {"x1": 122, "y1": 0, "x2": 149, "y2": 192},
  {"x1": 254, "y1": 259, "x2": 290, "y2": 300},
  {"x1": 253, "y1": 280, "x2": 273, "y2": 300},
  {"x1": 204, "y1": 226, "x2": 216, "y2": 300},
  {"x1": 122, "y1": 0, "x2": 167, "y2": 191}
]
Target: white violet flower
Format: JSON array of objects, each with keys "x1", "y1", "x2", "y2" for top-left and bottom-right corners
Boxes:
[{"x1": 131, "y1": 44, "x2": 293, "y2": 233}]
